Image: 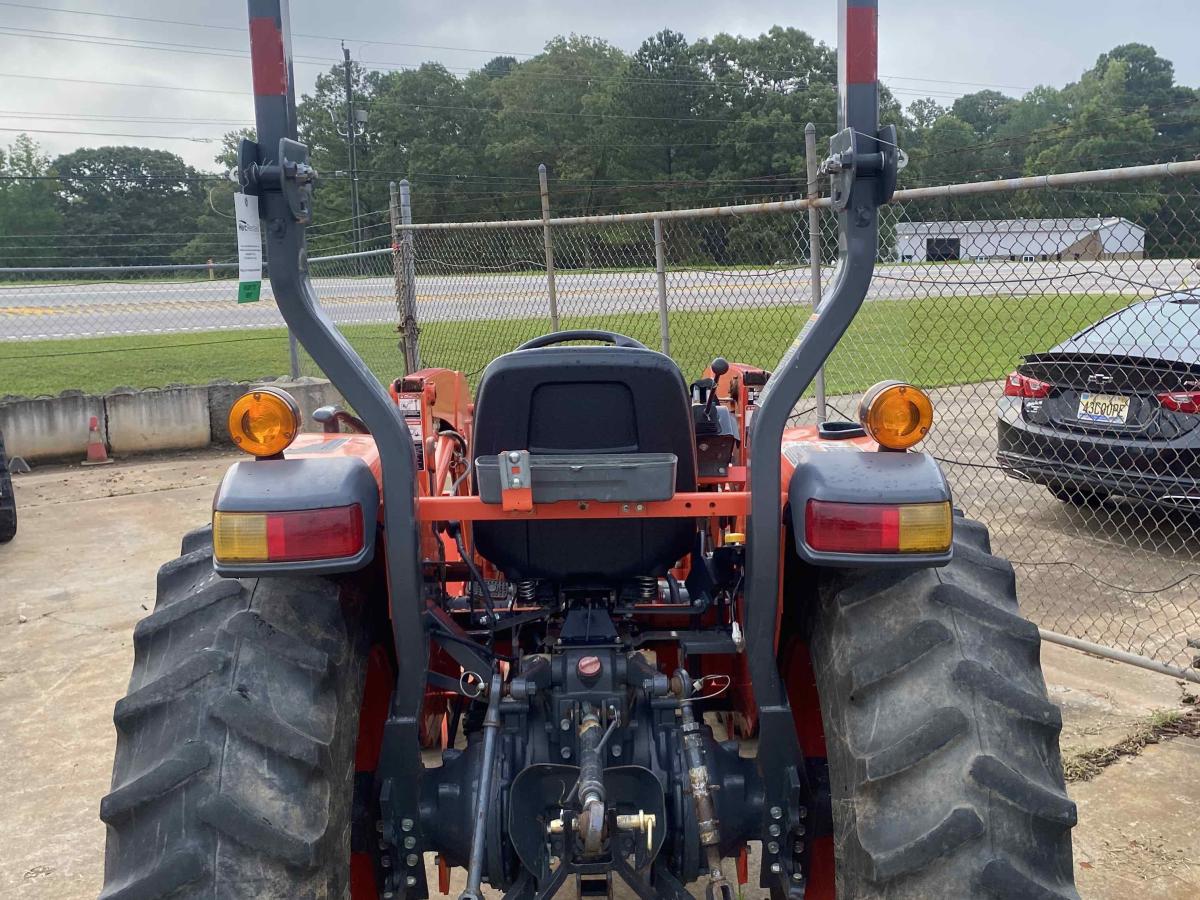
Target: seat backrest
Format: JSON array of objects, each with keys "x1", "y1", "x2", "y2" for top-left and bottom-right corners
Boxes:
[{"x1": 471, "y1": 345, "x2": 697, "y2": 582}]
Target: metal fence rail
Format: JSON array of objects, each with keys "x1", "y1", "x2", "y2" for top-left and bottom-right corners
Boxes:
[
  {"x1": 397, "y1": 158, "x2": 1200, "y2": 679},
  {"x1": 2, "y1": 162, "x2": 1199, "y2": 680}
]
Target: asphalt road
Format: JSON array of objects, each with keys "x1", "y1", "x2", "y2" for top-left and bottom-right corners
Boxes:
[{"x1": 1, "y1": 257, "x2": 1196, "y2": 341}]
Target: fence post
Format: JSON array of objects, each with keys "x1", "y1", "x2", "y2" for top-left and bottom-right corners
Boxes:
[
  {"x1": 653, "y1": 217, "x2": 670, "y2": 356},
  {"x1": 805, "y1": 122, "x2": 826, "y2": 422},
  {"x1": 391, "y1": 179, "x2": 420, "y2": 374},
  {"x1": 538, "y1": 163, "x2": 560, "y2": 330},
  {"x1": 287, "y1": 332, "x2": 301, "y2": 379}
]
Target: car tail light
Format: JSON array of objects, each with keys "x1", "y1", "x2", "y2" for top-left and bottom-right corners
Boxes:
[
  {"x1": 1157, "y1": 391, "x2": 1200, "y2": 414},
  {"x1": 804, "y1": 500, "x2": 952, "y2": 554},
  {"x1": 213, "y1": 505, "x2": 364, "y2": 563},
  {"x1": 1004, "y1": 371, "x2": 1051, "y2": 399}
]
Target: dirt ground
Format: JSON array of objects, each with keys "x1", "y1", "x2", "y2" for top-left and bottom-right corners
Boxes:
[{"x1": 1, "y1": 449, "x2": 1197, "y2": 899}]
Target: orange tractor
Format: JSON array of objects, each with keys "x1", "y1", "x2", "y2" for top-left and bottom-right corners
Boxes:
[{"x1": 99, "y1": 2, "x2": 1079, "y2": 898}]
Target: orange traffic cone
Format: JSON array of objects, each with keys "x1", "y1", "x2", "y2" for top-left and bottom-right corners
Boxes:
[{"x1": 81, "y1": 415, "x2": 113, "y2": 466}]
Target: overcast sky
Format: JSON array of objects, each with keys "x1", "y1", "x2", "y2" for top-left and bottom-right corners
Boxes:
[{"x1": 2, "y1": 0, "x2": 1198, "y2": 170}]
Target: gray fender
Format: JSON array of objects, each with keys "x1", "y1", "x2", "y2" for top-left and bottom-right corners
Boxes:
[
  {"x1": 786, "y1": 445, "x2": 953, "y2": 568},
  {"x1": 212, "y1": 456, "x2": 378, "y2": 577}
]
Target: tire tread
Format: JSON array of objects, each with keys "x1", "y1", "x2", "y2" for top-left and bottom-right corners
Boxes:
[{"x1": 806, "y1": 514, "x2": 1078, "y2": 898}]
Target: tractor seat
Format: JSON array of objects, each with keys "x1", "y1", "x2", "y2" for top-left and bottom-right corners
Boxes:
[{"x1": 471, "y1": 343, "x2": 698, "y2": 583}]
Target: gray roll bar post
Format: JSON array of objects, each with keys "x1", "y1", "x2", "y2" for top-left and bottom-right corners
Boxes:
[
  {"x1": 743, "y1": 1, "x2": 896, "y2": 894},
  {"x1": 242, "y1": 3, "x2": 429, "y2": 895}
]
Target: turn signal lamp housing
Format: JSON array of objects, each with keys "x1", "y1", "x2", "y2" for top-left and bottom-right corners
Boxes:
[
  {"x1": 805, "y1": 500, "x2": 952, "y2": 554},
  {"x1": 213, "y1": 505, "x2": 364, "y2": 564},
  {"x1": 228, "y1": 387, "x2": 301, "y2": 457},
  {"x1": 858, "y1": 381, "x2": 934, "y2": 450}
]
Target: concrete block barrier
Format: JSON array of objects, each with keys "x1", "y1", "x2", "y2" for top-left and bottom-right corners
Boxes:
[
  {"x1": 0, "y1": 392, "x2": 106, "y2": 461},
  {"x1": 0, "y1": 378, "x2": 347, "y2": 463}
]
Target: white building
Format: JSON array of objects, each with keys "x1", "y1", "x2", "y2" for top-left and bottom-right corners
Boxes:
[{"x1": 895, "y1": 217, "x2": 1146, "y2": 262}]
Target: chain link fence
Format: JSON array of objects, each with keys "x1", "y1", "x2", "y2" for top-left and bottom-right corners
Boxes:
[
  {"x1": 0, "y1": 244, "x2": 404, "y2": 398},
  {"x1": 404, "y1": 162, "x2": 1200, "y2": 677},
  {"x1": 2, "y1": 163, "x2": 1199, "y2": 678}
]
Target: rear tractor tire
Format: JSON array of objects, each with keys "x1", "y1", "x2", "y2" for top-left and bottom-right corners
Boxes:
[
  {"x1": 99, "y1": 525, "x2": 377, "y2": 899},
  {"x1": 0, "y1": 429, "x2": 17, "y2": 543},
  {"x1": 806, "y1": 514, "x2": 1079, "y2": 899}
]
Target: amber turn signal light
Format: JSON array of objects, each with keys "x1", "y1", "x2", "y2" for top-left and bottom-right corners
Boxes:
[
  {"x1": 858, "y1": 381, "x2": 934, "y2": 450},
  {"x1": 228, "y1": 387, "x2": 301, "y2": 457}
]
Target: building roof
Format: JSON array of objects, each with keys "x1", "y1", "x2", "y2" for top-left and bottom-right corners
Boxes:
[{"x1": 895, "y1": 217, "x2": 1145, "y2": 235}]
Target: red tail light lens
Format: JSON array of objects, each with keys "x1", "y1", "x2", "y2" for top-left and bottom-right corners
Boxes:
[
  {"x1": 1157, "y1": 391, "x2": 1200, "y2": 413},
  {"x1": 1004, "y1": 371, "x2": 1051, "y2": 399},
  {"x1": 804, "y1": 500, "x2": 952, "y2": 554}
]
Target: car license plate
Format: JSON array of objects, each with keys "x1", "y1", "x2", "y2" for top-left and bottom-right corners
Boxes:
[{"x1": 1077, "y1": 392, "x2": 1129, "y2": 425}]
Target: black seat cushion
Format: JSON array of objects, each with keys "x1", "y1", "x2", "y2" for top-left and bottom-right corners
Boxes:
[{"x1": 472, "y1": 345, "x2": 697, "y2": 582}]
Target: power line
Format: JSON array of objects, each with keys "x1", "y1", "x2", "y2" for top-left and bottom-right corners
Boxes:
[
  {"x1": 0, "y1": 125, "x2": 217, "y2": 142},
  {"x1": 0, "y1": 1, "x2": 1054, "y2": 98},
  {"x1": 0, "y1": 24, "x2": 337, "y2": 66},
  {"x1": 0, "y1": 70, "x2": 249, "y2": 97},
  {"x1": 0, "y1": 7, "x2": 1029, "y2": 100},
  {"x1": 0, "y1": 2, "x2": 541, "y2": 57},
  {"x1": 0, "y1": 111, "x2": 252, "y2": 127}
]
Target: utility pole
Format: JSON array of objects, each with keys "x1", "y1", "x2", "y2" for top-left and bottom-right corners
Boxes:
[{"x1": 340, "y1": 42, "x2": 365, "y2": 267}]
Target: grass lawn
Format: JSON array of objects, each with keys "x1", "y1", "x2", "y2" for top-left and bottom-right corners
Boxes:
[{"x1": 0, "y1": 293, "x2": 1130, "y2": 399}]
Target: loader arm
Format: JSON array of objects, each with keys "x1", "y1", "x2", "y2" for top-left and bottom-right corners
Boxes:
[{"x1": 242, "y1": 3, "x2": 430, "y2": 895}]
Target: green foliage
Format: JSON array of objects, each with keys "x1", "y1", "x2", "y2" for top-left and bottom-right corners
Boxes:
[
  {"x1": 1, "y1": 30, "x2": 1199, "y2": 268},
  {"x1": 0, "y1": 135, "x2": 65, "y2": 266},
  {"x1": 51, "y1": 145, "x2": 207, "y2": 266}
]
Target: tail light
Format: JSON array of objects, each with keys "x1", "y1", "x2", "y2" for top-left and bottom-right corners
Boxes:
[
  {"x1": 1004, "y1": 372, "x2": 1051, "y2": 399},
  {"x1": 805, "y1": 500, "x2": 952, "y2": 554},
  {"x1": 1157, "y1": 391, "x2": 1200, "y2": 413},
  {"x1": 213, "y1": 505, "x2": 364, "y2": 563}
]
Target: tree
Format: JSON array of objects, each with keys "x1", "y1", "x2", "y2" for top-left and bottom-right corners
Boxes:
[
  {"x1": 594, "y1": 30, "x2": 720, "y2": 211},
  {"x1": 0, "y1": 134, "x2": 64, "y2": 267},
  {"x1": 695, "y1": 27, "x2": 838, "y2": 205},
  {"x1": 1024, "y1": 60, "x2": 1161, "y2": 218},
  {"x1": 173, "y1": 129, "x2": 255, "y2": 264},
  {"x1": 907, "y1": 98, "x2": 947, "y2": 130},
  {"x1": 368, "y1": 63, "x2": 491, "y2": 223},
  {"x1": 51, "y1": 146, "x2": 207, "y2": 266},
  {"x1": 297, "y1": 61, "x2": 387, "y2": 252},
  {"x1": 482, "y1": 36, "x2": 630, "y2": 219},
  {"x1": 951, "y1": 90, "x2": 1017, "y2": 138}
]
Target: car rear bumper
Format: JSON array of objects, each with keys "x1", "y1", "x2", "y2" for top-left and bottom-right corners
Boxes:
[{"x1": 996, "y1": 401, "x2": 1200, "y2": 508}]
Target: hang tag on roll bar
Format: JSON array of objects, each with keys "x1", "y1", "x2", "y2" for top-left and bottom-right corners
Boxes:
[{"x1": 234, "y1": 192, "x2": 263, "y2": 304}]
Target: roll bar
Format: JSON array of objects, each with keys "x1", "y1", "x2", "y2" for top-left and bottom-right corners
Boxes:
[
  {"x1": 242, "y1": 3, "x2": 430, "y2": 894},
  {"x1": 241, "y1": 2, "x2": 894, "y2": 895},
  {"x1": 741, "y1": 1, "x2": 896, "y2": 894}
]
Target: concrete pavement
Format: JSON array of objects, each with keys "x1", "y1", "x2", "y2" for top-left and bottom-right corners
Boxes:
[{"x1": 1, "y1": 449, "x2": 1197, "y2": 898}]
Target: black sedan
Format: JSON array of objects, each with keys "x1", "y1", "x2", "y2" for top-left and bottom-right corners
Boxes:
[{"x1": 996, "y1": 291, "x2": 1200, "y2": 510}]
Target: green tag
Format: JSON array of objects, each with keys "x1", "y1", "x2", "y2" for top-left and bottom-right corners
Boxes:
[{"x1": 238, "y1": 281, "x2": 262, "y2": 303}]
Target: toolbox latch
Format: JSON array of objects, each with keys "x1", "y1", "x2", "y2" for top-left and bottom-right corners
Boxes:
[{"x1": 499, "y1": 450, "x2": 533, "y2": 512}]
